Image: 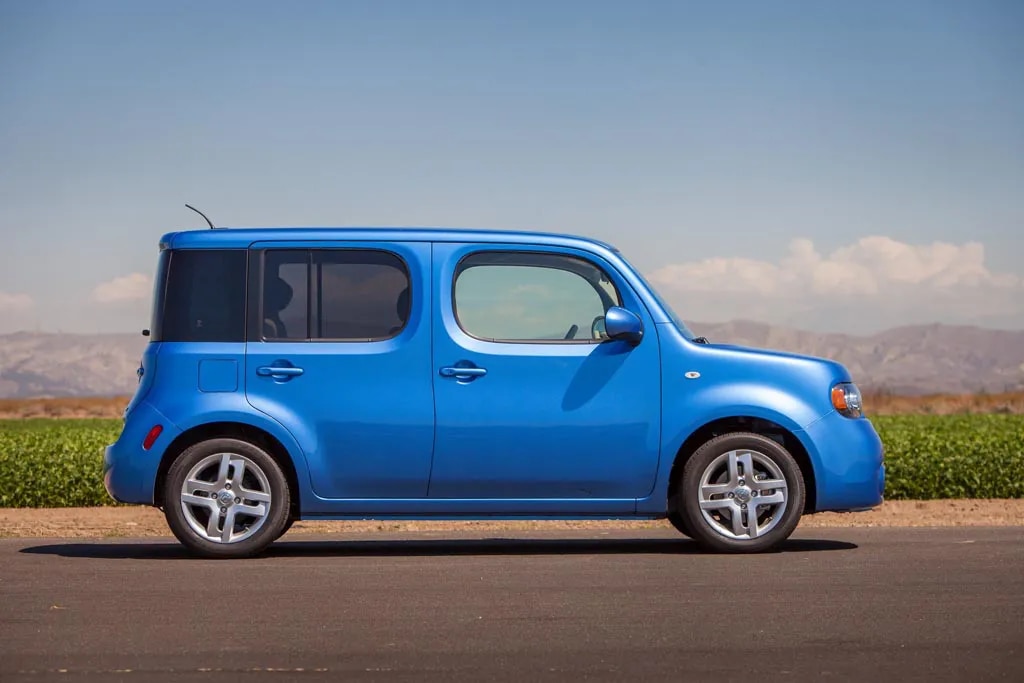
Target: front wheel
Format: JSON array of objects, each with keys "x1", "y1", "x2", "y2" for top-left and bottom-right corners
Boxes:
[
  {"x1": 666, "y1": 509, "x2": 692, "y2": 538},
  {"x1": 163, "y1": 438, "x2": 290, "y2": 559},
  {"x1": 679, "y1": 432, "x2": 805, "y2": 553}
]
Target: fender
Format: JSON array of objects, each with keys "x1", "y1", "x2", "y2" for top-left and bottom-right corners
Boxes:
[
  {"x1": 154, "y1": 392, "x2": 316, "y2": 506},
  {"x1": 637, "y1": 381, "x2": 826, "y2": 514}
]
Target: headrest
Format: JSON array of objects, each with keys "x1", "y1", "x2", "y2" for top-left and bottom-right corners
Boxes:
[
  {"x1": 265, "y1": 276, "x2": 294, "y2": 313},
  {"x1": 396, "y1": 287, "x2": 410, "y2": 321}
]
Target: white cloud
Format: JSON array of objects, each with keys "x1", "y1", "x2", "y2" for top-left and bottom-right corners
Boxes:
[
  {"x1": 0, "y1": 291, "x2": 33, "y2": 311},
  {"x1": 649, "y1": 236, "x2": 1024, "y2": 331},
  {"x1": 92, "y1": 273, "x2": 152, "y2": 304}
]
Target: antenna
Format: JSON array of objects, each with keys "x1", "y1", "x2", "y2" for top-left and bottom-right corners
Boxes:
[{"x1": 184, "y1": 204, "x2": 216, "y2": 229}]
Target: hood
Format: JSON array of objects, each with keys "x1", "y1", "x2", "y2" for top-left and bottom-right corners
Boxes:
[{"x1": 695, "y1": 341, "x2": 854, "y2": 388}]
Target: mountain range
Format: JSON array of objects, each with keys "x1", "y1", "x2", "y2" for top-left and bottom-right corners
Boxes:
[{"x1": 1, "y1": 322, "x2": 1022, "y2": 398}]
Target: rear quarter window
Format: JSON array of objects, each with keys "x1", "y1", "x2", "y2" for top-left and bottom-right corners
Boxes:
[{"x1": 154, "y1": 249, "x2": 247, "y2": 342}]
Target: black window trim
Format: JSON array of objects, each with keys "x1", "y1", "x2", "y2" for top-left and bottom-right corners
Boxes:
[
  {"x1": 451, "y1": 249, "x2": 624, "y2": 345},
  {"x1": 250, "y1": 246, "x2": 412, "y2": 344}
]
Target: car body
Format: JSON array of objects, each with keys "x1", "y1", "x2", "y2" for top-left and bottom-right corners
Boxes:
[{"x1": 104, "y1": 227, "x2": 885, "y2": 557}]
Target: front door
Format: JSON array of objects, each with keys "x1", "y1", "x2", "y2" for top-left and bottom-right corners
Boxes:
[
  {"x1": 245, "y1": 242, "x2": 434, "y2": 499},
  {"x1": 429, "y1": 243, "x2": 661, "y2": 503}
]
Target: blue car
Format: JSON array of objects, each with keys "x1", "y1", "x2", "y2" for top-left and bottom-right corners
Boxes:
[{"x1": 104, "y1": 227, "x2": 884, "y2": 558}]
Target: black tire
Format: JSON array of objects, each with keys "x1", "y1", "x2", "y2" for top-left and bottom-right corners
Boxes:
[
  {"x1": 666, "y1": 508, "x2": 692, "y2": 538},
  {"x1": 277, "y1": 516, "x2": 296, "y2": 539},
  {"x1": 163, "y1": 438, "x2": 290, "y2": 559},
  {"x1": 679, "y1": 432, "x2": 805, "y2": 553}
]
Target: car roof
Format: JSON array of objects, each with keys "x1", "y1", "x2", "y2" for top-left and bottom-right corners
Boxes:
[{"x1": 162, "y1": 227, "x2": 619, "y2": 253}]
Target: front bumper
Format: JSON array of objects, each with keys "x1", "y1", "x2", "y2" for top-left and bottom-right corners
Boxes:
[
  {"x1": 800, "y1": 411, "x2": 885, "y2": 512},
  {"x1": 103, "y1": 401, "x2": 181, "y2": 505}
]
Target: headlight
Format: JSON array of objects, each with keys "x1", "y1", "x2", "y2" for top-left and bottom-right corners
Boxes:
[{"x1": 831, "y1": 382, "x2": 863, "y2": 418}]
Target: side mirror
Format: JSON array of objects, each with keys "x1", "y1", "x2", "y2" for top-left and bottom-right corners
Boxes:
[{"x1": 603, "y1": 306, "x2": 643, "y2": 345}]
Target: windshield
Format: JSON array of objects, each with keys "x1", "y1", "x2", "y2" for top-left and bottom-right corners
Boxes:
[
  {"x1": 645, "y1": 279, "x2": 698, "y2": 340},
  {"x1": 616, "y1": 253, "x2": 697, "y2": 340}
]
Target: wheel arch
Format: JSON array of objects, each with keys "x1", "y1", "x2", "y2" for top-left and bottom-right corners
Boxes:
[
  {"x1": 666, "y1": 416, "x2": 817, "y2": 514},
  {"x1": 154, "y1": 422, "x2": 301, "y2": 520}
]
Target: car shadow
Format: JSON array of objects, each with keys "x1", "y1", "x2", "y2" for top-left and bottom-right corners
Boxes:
[{"x1": 19, "y1": 536, "x2": 857, "y2": 560}]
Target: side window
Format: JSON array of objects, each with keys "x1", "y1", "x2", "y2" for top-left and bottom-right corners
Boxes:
[
  {"x1": 262, "y1": 250, "x2": 309, "y2": 340},
  {"x1": 314, "y1": 250, "x2": 410, "y2": 340},
  {"x1": 259, "y1": 249, "x2": 409, "y2": 342},
  {"x1": 158, "y1": 249, "x2": 247, "y2": 342},
  {"x1": 454, "y1": 252, "x2": 621, "y2": 342}
]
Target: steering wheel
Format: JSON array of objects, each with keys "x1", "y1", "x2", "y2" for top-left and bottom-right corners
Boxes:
[{"x1": 564, "y1": 324, "x2": 579, "y2": 340}]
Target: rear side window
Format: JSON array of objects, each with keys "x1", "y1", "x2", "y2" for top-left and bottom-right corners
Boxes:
[
  {"x1": 155, "y1": 249, "x2": 247, "y2": 342},
  {"x1": 259, "y1": 249, "x2": 410, "y2": 341},
  {"x1": 261, "y1": 250, "x2": 309, "y2": 340}
]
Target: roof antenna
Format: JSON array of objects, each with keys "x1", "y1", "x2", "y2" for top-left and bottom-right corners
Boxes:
[{"x1": 185, "y1": 203, "x2": 216, "y2": 229}]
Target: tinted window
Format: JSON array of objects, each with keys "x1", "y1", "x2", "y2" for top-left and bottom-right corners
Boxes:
[
  {"x1": 157, "y1": 249, "x2": 247, "y2": 342},
  {"x1": 148, "y1": 249, "x2": 170, "y2": 341},
  {"x1": 260, "y1": 249, "x2": 409, "y2": 341},
  {"x1": 315, "y1": 251, "x2": 409, "y2": 340},
  {"x1": 262, "y1": 250, "x2": 309, "y2": 340},
  {"x1": 454, "y1": 252, "x2": 621, "y2": 342}
]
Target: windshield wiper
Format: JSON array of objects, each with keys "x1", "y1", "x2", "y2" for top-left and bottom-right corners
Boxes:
[{"x1": 692, "y1": 336, "x2": 710, "y2": 344}]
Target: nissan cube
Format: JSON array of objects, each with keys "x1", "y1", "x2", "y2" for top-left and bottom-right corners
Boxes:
[{"x1": 104, "y1": 227, "x2": 884, "y2": 558}]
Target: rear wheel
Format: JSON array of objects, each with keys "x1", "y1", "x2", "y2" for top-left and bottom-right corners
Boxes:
[
  {"x1": 163, "y1": 438, "x2": 290, "y2": 559},
  {"x1": 679, "y1": 432, "x2": 804, "y2": 553}
]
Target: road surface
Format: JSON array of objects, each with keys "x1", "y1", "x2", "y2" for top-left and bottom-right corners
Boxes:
[{"x1": 1, "y1": 527, "x2": 1022, "y2": 681}]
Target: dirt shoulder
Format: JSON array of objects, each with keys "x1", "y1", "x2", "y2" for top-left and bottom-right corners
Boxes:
[{"x1": 1, "y1": 499, "x2": 1022, "y2": 538}]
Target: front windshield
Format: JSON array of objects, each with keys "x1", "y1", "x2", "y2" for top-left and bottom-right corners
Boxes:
[
  {"x1": 615, "y1": 252, "x2": 697, "y2": 340},
  {"x1": 645, "y1": 278, "x2": 698, "y2": 340}
]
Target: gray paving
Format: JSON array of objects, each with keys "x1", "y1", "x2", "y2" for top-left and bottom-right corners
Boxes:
[{"x1": 1, "y1": 527, "x2": 1022, "y2": 681}]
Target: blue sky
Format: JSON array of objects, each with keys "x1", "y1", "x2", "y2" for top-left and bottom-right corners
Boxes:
[{"x1": 1, "y1": 0, "x2": 1021, "y2": 334}]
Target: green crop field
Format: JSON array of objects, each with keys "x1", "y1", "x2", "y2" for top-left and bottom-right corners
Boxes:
[
  {"x1": 0, "y1": 415, "x2": 1022, "y2": 507},
  {"x1": 0, "y1": 419, "x2": 123, "y2": 507},
  {"x1": 873, "y1": 414, "x2": 1024, "y2": 499}
]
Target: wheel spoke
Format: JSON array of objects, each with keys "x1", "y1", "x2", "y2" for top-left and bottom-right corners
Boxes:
[
  {"x1": 216, "y1": 453, "x2": 232, "y2": 486},
  {"x1": 181, "y1": 493, "x2": 216, "y2": 509},
  {"x1": 701, "y1": 482, "x2": 733, "y2": 499},
  {"x1": 205, "y1": 508, "x2": 222, "y2": 538},
  {"x1": 757, "y1": 491, "x2": 785, "y2": 506},
  {"x1": 751, "y1": 477, "x2": 786, "y2": 492},
  {"x1": 185, "y1": 478, "x2": 219, "y2": 494},
  {"x1": 730, "y1": 508, "x2": 746, "y2": 537},
  {"x1": 221, "y1": 509, "x2": 237, "y2": 543},
  {"x1": 745, "y1": 507, "x2": 759, "y2": 538},
  {"x1": 229, "y1": 458, "x2": 246, "y2": 486},
  {"x1": 237, "y1": 486, "x2": 271, "y2": 504},
  {"x1": 728, "y1": 451, "x2": 753, "y2": 485},
  {"x1": 700, "y1": 498, "x2": 734, "y2": 511},
  {"x1": 235, "y1": 502, "x2": 267, "y2": 519}
]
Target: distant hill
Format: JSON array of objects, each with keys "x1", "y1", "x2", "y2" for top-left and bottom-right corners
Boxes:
[
  {"x1": 0, "y1": 332, "x2": 146, "y2": 399},
  {"x1": 1, "y1": 322, "x2": 1022, "y2": 398}
]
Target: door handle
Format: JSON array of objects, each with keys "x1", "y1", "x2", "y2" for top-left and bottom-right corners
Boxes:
[
  {"x1": 439, "y1": 366, "x2": 487, "y2": 378},
  {"x1": 257, "y1": 366, "x2": 304, "y2": 377}
]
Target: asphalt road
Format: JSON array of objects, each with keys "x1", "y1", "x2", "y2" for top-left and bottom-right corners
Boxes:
[{"x1": 1, "y1": 527, "x2": 1022, "y2": 682}]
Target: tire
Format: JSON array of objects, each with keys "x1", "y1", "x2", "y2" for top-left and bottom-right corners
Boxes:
[
  {"x1": 163, "y1": 438, "x2": 290, "y2": 559},
  {"x1": 666, "y1": 508, "x2": 692, "y2": 538},
  {"x1": 277, "y1": 516, "x2": 296, "y2": 539},
  {"x1": 679, "y1": 432, "x2": 805, "y2": 553}
]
